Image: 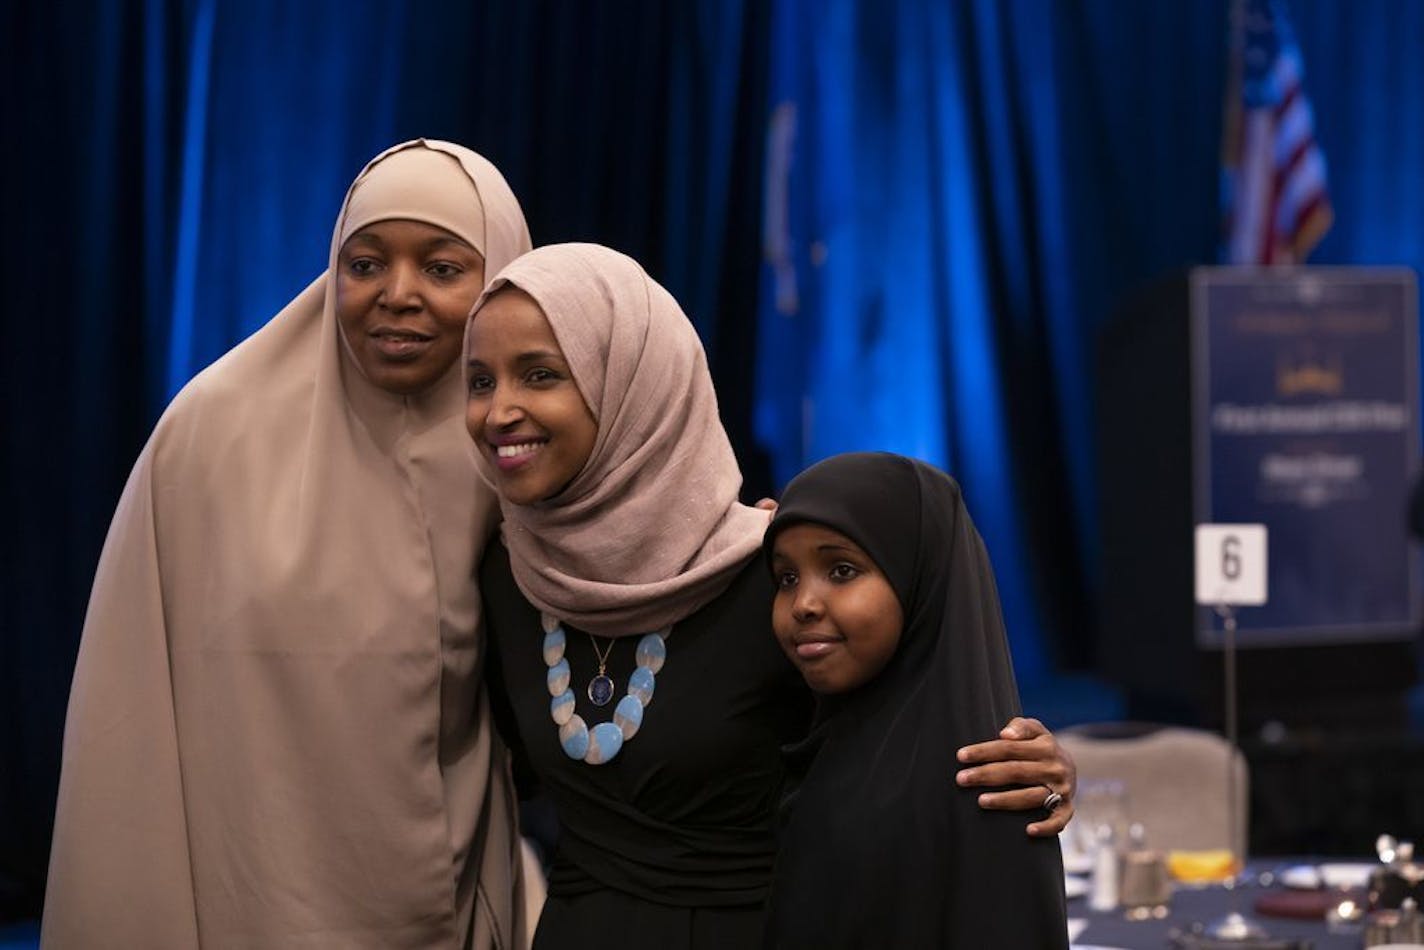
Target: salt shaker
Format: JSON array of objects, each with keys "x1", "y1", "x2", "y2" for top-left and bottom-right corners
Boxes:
[{"x1": 1090, "y1": 823, "x2": 1120, "y2": 912}]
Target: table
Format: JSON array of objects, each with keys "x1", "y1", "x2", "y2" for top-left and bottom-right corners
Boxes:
[{"x1": 1070, "y1": 872, "x2": 1365, "y2": 949}]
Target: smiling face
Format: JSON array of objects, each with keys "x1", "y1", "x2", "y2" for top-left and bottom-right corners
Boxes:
[
  {"x1": 334, "y1": 219, "x2": 485, "y2": 395},
  {"x1": 465, "y1": 288, "x2": 598, "y2": 505},
  {"x1": 770, "y1": 523, "x2": 905, "y2": 694}
]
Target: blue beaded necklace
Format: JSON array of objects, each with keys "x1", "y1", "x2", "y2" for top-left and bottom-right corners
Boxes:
[{"x1": 541, "y1": 613, "x2": 667, "y2": 765}]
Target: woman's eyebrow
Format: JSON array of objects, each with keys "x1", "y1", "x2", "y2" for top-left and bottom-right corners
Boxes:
[
  {"x1": 512, "y1": 350, "x2": 565, "y2": 363},
  {"x1": 817, "y1": 543, "x2": 861, "y2": 555},
  {"x1": 423, "y1": 235, "x2": 478, "y2": 253}
]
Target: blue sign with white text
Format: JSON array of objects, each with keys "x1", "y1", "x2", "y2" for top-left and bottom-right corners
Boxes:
[{"x1": 1192, "y1": 268, "x2": 1420, "y2": 646}]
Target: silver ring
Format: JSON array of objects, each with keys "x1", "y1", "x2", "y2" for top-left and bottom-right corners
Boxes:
[{"x1": 1042, "y1": 788, "x2": 1063, "y2": 812}]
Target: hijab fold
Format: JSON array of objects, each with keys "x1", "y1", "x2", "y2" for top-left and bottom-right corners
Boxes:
[{"x1": 469, "y1": 243, "x2": 769, "y2": 637}]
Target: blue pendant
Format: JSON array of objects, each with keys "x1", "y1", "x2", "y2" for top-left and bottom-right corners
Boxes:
[{"x1": 587, "y1": 673, "x2": 615, "y2": 706}]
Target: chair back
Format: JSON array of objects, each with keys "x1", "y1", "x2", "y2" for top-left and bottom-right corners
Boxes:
[{"x1": 1060, "y1": 722, "x2": 1248, "y2": 857}]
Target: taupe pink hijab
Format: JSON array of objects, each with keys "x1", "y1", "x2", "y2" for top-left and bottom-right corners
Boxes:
[
  {"x1": 468, "y1": 243, "x2": 769, "y2": 637},
  {"x1": 45, "y1": 141, "x2": 532, "y2": 950}
]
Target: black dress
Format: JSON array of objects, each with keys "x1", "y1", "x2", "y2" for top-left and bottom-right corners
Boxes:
[{"x1": 481, "y1": 542, "x2": 812, "y2": 949}]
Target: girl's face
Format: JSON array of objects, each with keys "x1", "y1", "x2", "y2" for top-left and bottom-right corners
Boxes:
[
  {"x1": 466, "y1": 288, "x2": 598, "y2": 505},
  {"x1": 770, "y1": 523, "x2": 904, "y2": 694},
  {"x1": 335, "y1": 219, "x2": 485, "y2": 395}
]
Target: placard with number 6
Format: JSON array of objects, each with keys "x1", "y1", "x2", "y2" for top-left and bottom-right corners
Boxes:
[{"x1": 1194, "y1": 524, "x2": 1267, "y2": 607}]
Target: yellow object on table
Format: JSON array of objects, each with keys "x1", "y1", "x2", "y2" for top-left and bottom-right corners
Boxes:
[{"x1": 1167, "y1": 849, "x2": 1239, "y2": 882}]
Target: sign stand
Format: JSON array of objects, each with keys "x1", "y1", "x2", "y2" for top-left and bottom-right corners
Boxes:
[
  {"x1": 1194, "y1": 525, "x2": 1269, "y2": 942},
  {"x1": 1204, "y1": 601, "x2": 1266, "y2": 942}
]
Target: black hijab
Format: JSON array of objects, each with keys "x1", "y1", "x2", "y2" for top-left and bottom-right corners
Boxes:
[{"x1": 762, "y1": 453, "x2": 1067, "y2": 949}]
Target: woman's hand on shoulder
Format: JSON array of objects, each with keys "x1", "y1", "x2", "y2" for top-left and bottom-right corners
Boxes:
[{"x1": 954, "y1": 716, "x2": 1076, "y2": 837}]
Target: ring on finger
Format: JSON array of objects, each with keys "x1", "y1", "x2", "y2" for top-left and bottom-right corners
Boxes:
[{"x1": 1041, "y1": 787, "x2": 1063, "y2": 812}]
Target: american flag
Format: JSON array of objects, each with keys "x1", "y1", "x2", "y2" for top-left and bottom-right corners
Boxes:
[{"x1": 1221, "y1": 0, "x2": 1333, "y2": 265}]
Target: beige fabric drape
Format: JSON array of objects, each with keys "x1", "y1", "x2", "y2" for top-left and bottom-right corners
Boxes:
[{"x1": 44, "y1": 140, "x2": 532, "y2": 949}]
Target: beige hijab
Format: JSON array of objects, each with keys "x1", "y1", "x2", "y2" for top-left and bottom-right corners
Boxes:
[
  {"x1": 44, "y1": 140, "x2": 532, "y2": 950},
  {"x1": 468, "y1": 243, "x2": 769, "y2": 637}
]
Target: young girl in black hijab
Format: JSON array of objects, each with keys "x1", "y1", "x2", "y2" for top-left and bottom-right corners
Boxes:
[{"x1": 763, "y1": 452, "x2": 1069, "y2": 948}]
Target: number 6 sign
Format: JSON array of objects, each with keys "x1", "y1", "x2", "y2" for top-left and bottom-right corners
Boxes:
[{"x1": 1195, "y1": 524, "x2": 1268, "y2": 606}]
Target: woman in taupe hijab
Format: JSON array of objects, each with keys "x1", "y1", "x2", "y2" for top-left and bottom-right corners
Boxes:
[{"x1": 44, "y1": 140, "x2": 533, "y2": 949}]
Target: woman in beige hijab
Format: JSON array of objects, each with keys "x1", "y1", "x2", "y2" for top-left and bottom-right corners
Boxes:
[
  {"x1": 44, "y1": 140, "x2": 533, "y2": 949},
  {"x1": 466, "y1": 244, "x2": 1076, "y2": 949}
]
